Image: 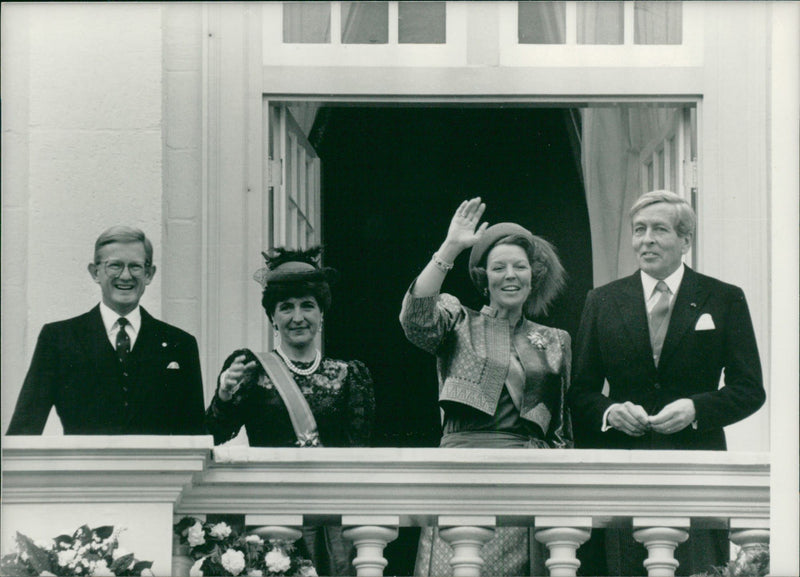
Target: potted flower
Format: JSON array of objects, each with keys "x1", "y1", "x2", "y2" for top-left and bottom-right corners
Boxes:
[
  {"x1": 174, "y1": 517, "x2": 316, "y2": 577},
  {"x1": 0, "y1": 524, "x2": 154, "y2": 576}
]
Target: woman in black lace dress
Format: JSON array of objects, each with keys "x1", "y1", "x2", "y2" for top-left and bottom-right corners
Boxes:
[{"x1": 205, "y1": 246, "x2": 375, "y2": 576}]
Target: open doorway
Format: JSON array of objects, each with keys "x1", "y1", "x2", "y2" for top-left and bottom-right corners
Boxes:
[{"x1": 311, "y1": 106, "x2": 594, "y2": 448}]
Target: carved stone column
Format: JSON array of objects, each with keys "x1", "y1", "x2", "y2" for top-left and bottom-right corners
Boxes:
[
  {"x1": 535, "y1": 517, "x2": 592, "y2": 577},
  {"x1": 438, "y1": 516, "x2": 496, "y2": 577},
  {"x1": 729, "y1": 518, "x2": 770, "y2": 555},
  {"x1": 342, "y1": 515, "x2": 400, "y2": 577},
  {"x1": 247, "y1": 514, "x2": 304, "y2": 543},
  {"x1": 632, "y1": 518, "x2": 690, "y2": 577},
  {"x1": 171, "y1": 531, "x2": 193, "y2": 577}
]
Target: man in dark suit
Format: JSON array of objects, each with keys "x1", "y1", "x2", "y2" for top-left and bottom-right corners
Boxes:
[
  {"x1": 7, "y1": 226, "x2": 206, "y2": 435},
  {"x1": 568, "y1": 190, "x2": 766, "y2": 575}
]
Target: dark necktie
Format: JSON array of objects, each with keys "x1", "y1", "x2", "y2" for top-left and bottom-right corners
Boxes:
[
  {"x1": 648, "y1": 281, "x2": 671, "y2": 366},
  {"x1": 116, "y1": 317, "x2": 131, "y2": 363}
]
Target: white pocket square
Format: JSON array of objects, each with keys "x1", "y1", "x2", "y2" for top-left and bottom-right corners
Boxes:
[
  {"x1": 167, "y1": 361, "x2": 181, "y2": 369},
  {"x1": 695, "y1": 313, "x2": 716, "y2": 331}
]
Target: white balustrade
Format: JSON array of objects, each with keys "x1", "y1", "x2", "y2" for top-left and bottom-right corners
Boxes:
[
  {"x1": 342, "y1": 516, "x2": 399, "y2": 577},
  {"x1": 535, "y1": 517, "x2": 592, "y2": 577},
  {"x1": 633, "y1": 518, "x2": 690, "y2": 577},
  {"x1": 729, "y1": 518, "x2": 770, "y2": 555},
  {"x1": 248, "y1": 514, "x2": 304, "y2": 543},
  {"x1": 171, "y1": 531, "x2": 193, "y2": 577},
  {"x1": 438, "y1": 516, "x2": 496, "y2": 577},
  {"x1": 2, "y1": 440, "x2": 774, "y2": 577}
]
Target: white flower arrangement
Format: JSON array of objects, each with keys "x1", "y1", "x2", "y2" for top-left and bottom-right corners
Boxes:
[
  {"x1": 0, "y1": 525, "x2": 153, "y2": 576},
  {"x1": 175, "y1": 517, "x2": 315, "y2": 577}
]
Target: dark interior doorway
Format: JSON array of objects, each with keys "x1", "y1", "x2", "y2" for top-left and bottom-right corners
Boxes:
[
  {"x1": 312, "y1": 106, "x2": 593, "y2": 575},
  {"x1": 314, "y1": 106, "x2": 593, "y2": 448}
]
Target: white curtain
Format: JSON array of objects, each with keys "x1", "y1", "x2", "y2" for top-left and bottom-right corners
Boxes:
[
  {"x1": 283, "y1": 2, "x2": 331, "y2": 43},
  {"x1": 635, "y1": 1, "x2": 682, "y2": 44},
  {"x1": 581, "y1": 107, "x2": 676, "y2": 287},
  {"x1": 341, "y1": 1, "x2": 388, "y2": 44},
  {"x1": 580, "y1": 2, "x2": 683, "y2": 287},
  {"x1": 577, "y1": 1, "x2": 624, "y2": 44},
  {"x1": 518, "y1": 1, "x2": 567, "y2": 44}
]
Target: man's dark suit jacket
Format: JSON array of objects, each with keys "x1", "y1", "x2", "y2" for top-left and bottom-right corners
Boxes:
[
  {"x1": 7, "y1": 305, "x2": 206, "y2": 435},
  {"x1": 568, "y1": 266, "x2": 765, "y2": 450}
]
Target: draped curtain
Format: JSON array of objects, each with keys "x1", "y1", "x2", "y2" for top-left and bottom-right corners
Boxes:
[
  {"x1": 519, "y1": 1, "x2": 566, "y2": 44},
  {"x1": 581, "y1": 107, "x2": 675, "y2": 287},
  {"x1": 577, "y1": 1, "x2": 624, "y2": 44},
  {"x1": 580, "y1": 3, "x2": 682, "y2": 287}
]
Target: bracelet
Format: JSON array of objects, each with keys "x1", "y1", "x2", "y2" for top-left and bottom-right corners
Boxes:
[{"x1": 431, "y1": 252, "x2": 454, "y2": 273}]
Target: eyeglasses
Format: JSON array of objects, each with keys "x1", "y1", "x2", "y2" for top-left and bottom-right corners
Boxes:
[{"x1": 97, "y1": 260, "x2": 148, "y2": 277}]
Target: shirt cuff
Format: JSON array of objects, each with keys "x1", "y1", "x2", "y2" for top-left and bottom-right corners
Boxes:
[{"x1": 601, "y1": 405, "x2": 614, "y2": 432}]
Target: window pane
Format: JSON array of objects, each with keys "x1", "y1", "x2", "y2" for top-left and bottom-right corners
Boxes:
[
  {"x1": 577, "y1": 1, "x2": 624, "y2": 45},
  {"x1": 635, "y1": 1, "x2": 682, "y2": 45},
  {"x1": 283, "y1": 2, "x2": 331, "y2": 43},
  {"x1": 518, "y1": 1, "x2": 566, "y2": 44},
  {"x1": 399, "y1": 2, "x2": 446, "y2": 44},
  {"x1": 342, "y1": 2, "x2": 388, "y2": 44}
]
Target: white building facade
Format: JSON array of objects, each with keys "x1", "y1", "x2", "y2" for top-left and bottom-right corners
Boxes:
[{"x1": 1, "y1": 2, "x2": 797, "y2": 574}]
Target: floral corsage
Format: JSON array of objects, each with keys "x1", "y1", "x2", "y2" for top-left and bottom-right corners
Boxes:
[{"x1": 526, "y1": 329, "x2": 549, "y2": 350}]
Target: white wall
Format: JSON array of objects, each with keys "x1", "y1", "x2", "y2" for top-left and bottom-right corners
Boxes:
[
  {"x1": 0, "y1": 2, "x2": 787, "y2": 450},
  {"x1": 1, "y1": 3, "x2": 164, "y2": 432},
  {"x1": 698, "y1": 2, "x2": 772, "y2": 451}
]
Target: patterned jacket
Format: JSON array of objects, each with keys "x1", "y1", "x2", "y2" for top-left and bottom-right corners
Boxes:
[{"x1": 400, "y1": 289, "x2": 572, "y2": 447}]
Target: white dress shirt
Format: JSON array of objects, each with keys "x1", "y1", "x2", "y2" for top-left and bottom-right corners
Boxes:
[
  {"x1": 641, "y1": 263, "x2": 684, "y2": 314},
  {"x1": 99, "y1": 302, "x2": 141, "y2": 350}
]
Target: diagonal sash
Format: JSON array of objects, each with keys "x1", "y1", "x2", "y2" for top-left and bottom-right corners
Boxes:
[{"x1": 255, "y1": 351, "x2": 322, "y2": 447}]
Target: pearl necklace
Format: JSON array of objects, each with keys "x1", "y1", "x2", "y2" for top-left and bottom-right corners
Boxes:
[{"x1": 276, "y1": 346, "x2": 321, "y2": 376}]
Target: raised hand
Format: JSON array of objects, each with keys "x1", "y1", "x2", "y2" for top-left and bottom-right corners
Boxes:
[
  {"x1": 409, "y1": 197, "x2": 490, "y2": 298},
  {"x1": 219, "y1": 354, "x2": 258, "y2": 401},
  {"x1": 444, "y1": 197, "x2": 489, "y2": 252}
]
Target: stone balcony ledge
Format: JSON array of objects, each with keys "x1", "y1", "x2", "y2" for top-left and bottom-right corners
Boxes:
[{"x1": 178, "y1": 446, "x2": 769, "y2": 528}]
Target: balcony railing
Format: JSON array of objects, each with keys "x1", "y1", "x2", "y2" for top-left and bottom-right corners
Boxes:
[{"x1": 2, "y1": 436, "x2": 770, "y2": 577}]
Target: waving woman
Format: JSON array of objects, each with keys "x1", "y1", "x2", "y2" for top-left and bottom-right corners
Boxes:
[{"x1": 400, "y1": 197, "x2": 572, "y2": 576}]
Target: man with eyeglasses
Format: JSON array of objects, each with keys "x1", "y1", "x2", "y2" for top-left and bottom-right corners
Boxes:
[{"x1": 6, "y1": 226, "x2": 206, "y2": 435}]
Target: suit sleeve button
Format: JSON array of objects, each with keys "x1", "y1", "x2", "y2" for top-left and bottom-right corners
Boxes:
[{"x1": 654, "y1": 382, "x2": 661, "y2": 389}]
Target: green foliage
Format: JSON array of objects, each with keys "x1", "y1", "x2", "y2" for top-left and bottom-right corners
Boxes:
[
  {"x1": 0, "y1": 525, "x2": 153, "y2": 577},
  {"x1": 691, "y1": 545, "x2": 770, "y2": 577}
]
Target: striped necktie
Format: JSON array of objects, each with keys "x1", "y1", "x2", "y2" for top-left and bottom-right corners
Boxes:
[{"x1": 648, "y1": 281, "x2": 671, "y2": 366}]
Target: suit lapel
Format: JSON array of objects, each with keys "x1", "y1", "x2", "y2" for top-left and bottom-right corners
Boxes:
[
  {"x1": 86, "y1": 305, "x2": 115, "y2": 357},
  {"x1": 659, "y1": 267, "x2": 709, "y2": 368},
  {"x1": 129, "y1": 307, "x2": 160, "y2": 364},
  {"x1": 85, "y1": 305, "x2": 120, "y2": 376},
  {"x1": 614, "y1": 272, "x2": 655, "y2": 368}
]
